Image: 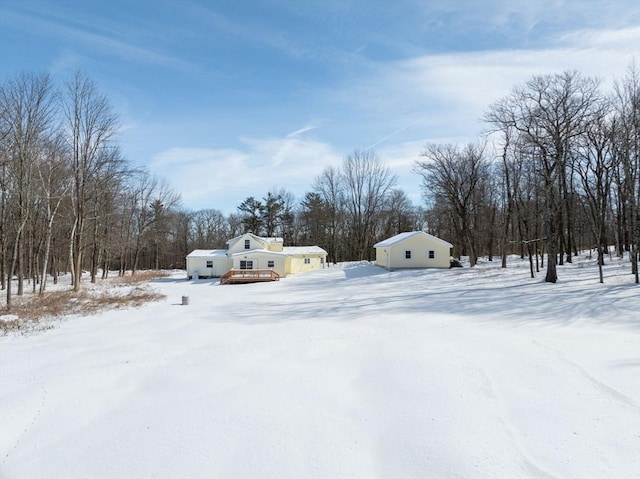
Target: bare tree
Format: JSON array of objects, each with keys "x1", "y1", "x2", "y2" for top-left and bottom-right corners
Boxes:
[
  {"x1": 62, "y1": 72, "x2": 119, "y2": 291},
  {"x1": 190, "y1": 208, "x2": 229, "y2": 248},
  {"x1": 87, "y1": 147, "x2": 130, "y2": 282},
  {"x1": 379, "y1": 189, "x2": 419, "y2": 238},
  {"x1": 128, "y1": 171, "x2": 181, "y2": 274},
  {"x1": 342, "y1": 149, "x2": 397, "y2": 260},
  {"x1": 612, "y1": 63, "x2": 640, "y2": 283},
  {"x1": 485, "y1": 71, "x2": 602, "y2": 282},
  {"x1": 0, "y1": 72, "x2": 56, "y2": 307},
  {"x1": 575, "y1": 100, "x2": 615, "y2": 282},
  {"x1": 485, "y1": 109, "x2": 519, "y2": 268},
  {"x1": 226, "y1": 213, "x2": 244, "y2": 239},
  {"x1": 313, "y1": 165, "x2": 345, "y2": 263},
  {"x1": 0, "y1": 85, "x2": 10, "y2": 291},
  {"x1": 37, "y1": 134, "x2": 71, "y2": 293},
  {"x1": 415, "y1": 142, "x2": 489, "y2": 267}
]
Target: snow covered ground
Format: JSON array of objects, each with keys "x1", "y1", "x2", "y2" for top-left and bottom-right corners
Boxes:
[{"x1": 1, "y1": 255, "x2": 638, "y2": 478}]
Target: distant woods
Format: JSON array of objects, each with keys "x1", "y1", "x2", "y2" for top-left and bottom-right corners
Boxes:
[
  {"x1": 228, "y1": 149, "x2": 408, "y2": 263},
  {"x1": 415, "y1": 68, "x2": 639, "y2": 284},
  {"x1": 201, "y1": 68, "x2": 639, "y2": 284},
  {"x1": 0, "y1": 71, "x2": 182, "y2": 307},
  {"x1": 1, "y1": 65, "x2": 638, "y2": 310}
]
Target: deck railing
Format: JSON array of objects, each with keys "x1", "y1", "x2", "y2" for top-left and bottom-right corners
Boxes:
[{"x1": 220, "y1": 269, "x2": 280, "y2": 284}]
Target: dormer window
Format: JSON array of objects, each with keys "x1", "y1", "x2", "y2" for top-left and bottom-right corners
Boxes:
[{"x1": 244, "y1": 239, "x2": 250, "y2": 250}]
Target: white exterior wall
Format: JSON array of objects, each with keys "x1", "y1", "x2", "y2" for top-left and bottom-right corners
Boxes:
[
  {"x1": 288, "y1": 254, "x2": 325, "y2": 274},
  {"x1": 231, "y1": 253, "x2": 287, "y2": 278},
  {"x1": 187, "y1": 256, "x2": 231, "y2": 279},
  {"x1": 390, "y1": 234, "x2": 429, "y2": 268},
  {"x1": 376, "y1": 235, "x2": 451, "y2": 270},
  {"x1": 375, "y1": 247, "x2": 391, "y2": 269},
  {"x1": 227, "y1": 233, "x2": 267, "y2": 255}
]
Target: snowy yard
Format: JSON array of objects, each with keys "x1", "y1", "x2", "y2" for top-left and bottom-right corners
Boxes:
[{"x1": 0, "y1": 256, "x2": 638, "y2": 478}]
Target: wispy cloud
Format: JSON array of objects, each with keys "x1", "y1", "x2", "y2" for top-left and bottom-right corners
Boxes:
[
  {"x1": 296, "y1": 23, "x2": 640, "y2": 203},
  {"x1": 184, "y1": 2, "x2": 314, "y2": 60},
  {"x1": 334, "y1": 25, "x2": 639, "y2": 149},
  {"x1": 286, "y1": 125, "x2": 316, "y2": 138},
  {"x1": 0, "y1": 5, "x2": 194, "y2": 71},
  {"x1": 366, "y1": 116, "x2": 430, "y2": 150},
  {"x1": 6, "y1": 0, "x2": 633, "y2": 215},
  {"x1": 149, "y1": 134, "x2": 341, "y2": 211},
  {"x1": 554, "y1": 26, "x2": 640, "y2": 50},
  {"x1": 134, "y1": 15, "x2": 638, "y2": 214}
]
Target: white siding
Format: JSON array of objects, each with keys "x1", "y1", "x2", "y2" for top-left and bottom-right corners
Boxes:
[
  {"x1": 231, "y1": 252, "x2": 287, "y2": 277},
  {"x1": 227, "y1": 233, "x2": 268, "y2": 255},
  {"x1": 187, "y1": 256, "x2": 231, "y2": 279},
  {"x1": 374, "y1": 232, "x2": 451, "y2": 270}
]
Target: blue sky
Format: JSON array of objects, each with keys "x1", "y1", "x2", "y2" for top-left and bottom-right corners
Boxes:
[{"x1": 1, "y1": 0, "x2": 638, "y2": 214}]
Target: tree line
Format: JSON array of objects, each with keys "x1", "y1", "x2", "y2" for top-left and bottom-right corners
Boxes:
[
  {"x1": 214, "y1": 149, "x2": 419, "y2": 263},
  {"x1": 2, "y1": 65, "x2": 638, "y2": 311},
  {"x1": 1, "y1": 72, "x2": 181, "y2": 307},
  {"x1": 0, "y1": 71, "x2": 423, "y2": 309},
  {"x1": 416, "y1": 67, "x2": 639, "y2": 284}
]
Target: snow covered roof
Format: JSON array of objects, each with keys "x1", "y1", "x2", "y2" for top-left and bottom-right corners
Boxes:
[
  {"x1": 374, "y1": 231, "x2": 453, "y2": 248},
  {"x1": 283, "y1": 246, "x2": 328, "y2": 255},
  {"x1": 230, "y1": 249, "x2": 289, "y2": 257},
  {"x1": 228, "y1": 245, "x2": 327, "y2": 257},
  {"x1": 186, "y1": 249, "x2": 228, "y2": 258}
]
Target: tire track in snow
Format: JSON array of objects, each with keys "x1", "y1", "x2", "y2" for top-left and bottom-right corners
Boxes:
[
  {"x1": 446, "y1": 349, "x2": 561, "y2": 479},
  {"x1": 492, "y1": 336, "x2": 640, "y2": 478},
  {"x1": 530, "y1": 338, "x2": 639, "y2": 409}
]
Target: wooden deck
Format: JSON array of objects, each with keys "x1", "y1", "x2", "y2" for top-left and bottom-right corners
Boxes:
[{"x1": 219, "y1": 269, "x2": 280, "y2": 285}]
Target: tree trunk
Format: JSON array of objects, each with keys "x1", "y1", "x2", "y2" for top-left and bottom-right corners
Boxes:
[
  {"x1": 545, "y1": 211, "x2": 558, "y2": 283},
  {"x1": 597, "y1": 245, "x2": 604, "y2": 283}
]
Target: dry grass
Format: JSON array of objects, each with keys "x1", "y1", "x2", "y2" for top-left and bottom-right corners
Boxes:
[
  {"x1": 110, "y1": 270, "x2": 171, "y2": 284},
  {"x1": 1, "y1": 271, "x2": 168, "y2": 334}
]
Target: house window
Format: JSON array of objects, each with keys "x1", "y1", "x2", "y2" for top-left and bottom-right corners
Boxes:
[
  {"x1": 267, "y1": 260, "x2": 275, "y2": 268},
  {"x1": 405, "y1": 250, "x2": 411, "y2": 259},
  {"x1": 206, "y1": 260, "x2": 213, "y2": 268},
  {"x1": 244, "y1": 239, "x2": 250, "y2": 250},
  {"x1": 304, "y1": 258, "x2": 311, "y2": 264},
  {"x1": 428, "y1": 250, "x2": 435, "y2": 259},
  {"x1": 240, "y1": 260, "x2": 253, "y2": 270}
]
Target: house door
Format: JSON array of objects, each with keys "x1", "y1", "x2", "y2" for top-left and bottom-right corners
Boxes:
[{"x1": 239, "y1": 260, "x2": 253, "y2": 270}]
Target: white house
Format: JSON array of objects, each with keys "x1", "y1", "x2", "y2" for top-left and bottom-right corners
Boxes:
[
  {"x1": 374, "y1": 231, "x2": 453, "y2": 270},
  {"x1": 186, "y1": 233, "x2": 328, "y2": 280},
  {"x1": 185, "y1": 249, "x2": 230, "y2": 279}
]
